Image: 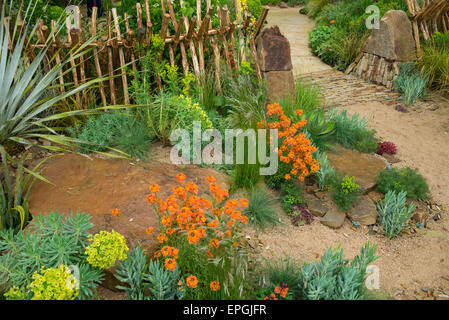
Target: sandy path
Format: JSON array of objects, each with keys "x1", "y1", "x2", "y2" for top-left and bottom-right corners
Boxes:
[
  {"x1": 266, "y1": 7, "x2": 332, "y2": 77},
  {"x1": 259, "y1": 8, "x2": 449, "y2": 299}
]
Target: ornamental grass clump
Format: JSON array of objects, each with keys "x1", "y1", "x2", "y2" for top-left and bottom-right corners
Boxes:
[
  {"x1": 85, "y1": 230, "x2": 129, "y2": 270},
  {"x1": 145, "y1": 173, "x2": 251, "y2": 299},
  {"x1": 376, "y1": 190, "x2": 416, "y2": 238}
]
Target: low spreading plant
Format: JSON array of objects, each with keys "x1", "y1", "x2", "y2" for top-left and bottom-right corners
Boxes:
[
  {"x1": 0, "y1": 212, "x2": 105, "y2": 300},
  {"x1": 291, "y1": 205, "x2": 314, "y2": 226},
  {"x1": 280, "y1": 181, "x2": 305, "y2": 215},
  {"x1": 376, "y1": 167, "x2": 430, "y2": 200},
  {"x1": 145, "y1": 173, "x2": 251, "y2": 299},
  {"x1": 376, "y1": 190, "x2": 415, "y2": 238},
  {"x1": 376, "y1": 141, "x2": 397, "y2": 155},
  {"x1": 243, "y1": 188, "x2": 280, "y2": 229},
  {"x1": 297, "y1": 242, "x2": 378, "y2": 300},
  {"x1": 331, "y1": 176, "x2": 360, "y2": 211}
]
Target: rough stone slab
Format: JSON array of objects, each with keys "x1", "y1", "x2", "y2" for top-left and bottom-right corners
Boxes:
[
  {"x1": 320, "y1": 210, "x2": 346, "y2": 229},
  {"x1": 307, "y1": 198, "x2": 329, "y2": 217},
  {"x1": 326, "y1": 146, "x2": 386, "y2": 192},
  {"x1": 263, "y1": 70, "x2": 295, "y2": 103},
  {"x1": 347, "y1": 195, "x2": 378, "y2": 226}
]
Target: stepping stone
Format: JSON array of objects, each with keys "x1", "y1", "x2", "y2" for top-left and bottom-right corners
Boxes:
[
  {"x1": 347, "y1": 195, "x2": 378, "y2": 226},
  {"x1": 307, "y1": 198, "x2": 329, "y2": 217},
  {"x1": 327, "y1": 146, "x2": 386, "y2": 192},
  {"x1": 367, "y1": 190, "x2": 384, "y2": 204},
  {"x1": 320, "y1": 210, "x2": 346, "y2": 229}
]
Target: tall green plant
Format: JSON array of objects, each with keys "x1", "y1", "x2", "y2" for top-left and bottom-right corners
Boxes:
[{"x1": 0, "y1": 146, "x2": 58, "y2": 231}]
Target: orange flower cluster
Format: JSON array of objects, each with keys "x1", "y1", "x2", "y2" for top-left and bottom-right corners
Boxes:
[
  {"x1": 258, "y1": 103, "x2": 320, "y2": 181},
  {"x1": 145, "y1": 174, "x2": 249, "y2": 292},
  {"x1": 210, "y1": 281, "x2": 220, "y2": 292},
  {"x1": 264, "y1": 282, "x2": 289, "y2": 300}
]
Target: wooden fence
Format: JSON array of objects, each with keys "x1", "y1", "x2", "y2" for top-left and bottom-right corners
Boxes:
[
  {"x1": 22, "y1": 0, "x2": 269, "y2": 107},
  {"x1": 407, "y1": 0, "x2": 449, "y2": 51}
]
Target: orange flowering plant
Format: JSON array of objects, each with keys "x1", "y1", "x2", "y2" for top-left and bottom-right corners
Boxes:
[
  {"x1": 258, "y1": 103, "x2": 320, "y2": 182},
  {"x1": 145, "y1": 173, "x2": 251, "y2": 299}
]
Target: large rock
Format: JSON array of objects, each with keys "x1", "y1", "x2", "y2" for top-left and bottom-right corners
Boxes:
[
  {"x1": 347, "y1": 195, "x2": 378, "y2": 226},
  {"x1": 326, "y1": 146, "x2": 386, "y2": 192},
  {"x1": 263, "y1": 70, "x2": 295, "y2": 103},
  {"x1": 257, "y1": 26, "x2": 293, "y2": 72},
  {"x1": 28, "y1": 153, "x2": 229, "y2": 256},
  {"x1": 363, "y1": 10, "x2": 416, "y2": 62},
  {"x1": 320, "y1": 210, "x2": 346, "y2": 229}
]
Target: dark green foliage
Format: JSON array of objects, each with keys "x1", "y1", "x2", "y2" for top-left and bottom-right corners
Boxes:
[
  {"x1": 328, "y1": 108, "x2": 378, "y2": 153},
  {"x1": 376, "y1": 167, "x2": 430, "y2": 200},
  {"x1": 297, "y1": 242, "x2": 378, "y2": 300},
  {"x1": 280, "y1": 181, "x2": 305, "y2": 215},
  {"x1": 0, "y1": 211, "x2": 104, "y2": 300},
  {"x1": 243, "y1": 188, "x2": 280, "y2": 229},
  {"x1": 331, "y1": 175, "x2": 360, "y2": 211},
  {"x1": 67, "y1": 111, "x2": 153, "y2": 160},
  {"x1": 264, "y1": 162, "x2": 291, "y2": 190}
]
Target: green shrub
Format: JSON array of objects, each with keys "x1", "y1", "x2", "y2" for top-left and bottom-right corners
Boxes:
[
  {"x1": 247, "y1": 0, "x2": 263, "y2": 19},
  {"x1": 376, "y1": 190, "x2": 415, "y2": 238},
  {"x1": 331, "y1": 175, "x2": 360, "y2": 211},
  {"x1": 394, "y1": 64, "x2": 428, "y2": 105},
  {"x1": 328, "y1": 108, "x2": 378, "y2": 153},
  {"x1": 281, "y1": 181, "x2": 305, "y2": 215},
  {"x1": 0, "y1": 212, "x2": 104, "y2": 300},
  {"x1": 309, "y1": 25, "x2": 337, "y2": 65},
  {"x1": 306, "y1": 0, "x2": 331, "y2": 18},
  {"x1": 68, "y1": 112, "x2": 153, "y2": 160},
  {"x1": 146, "y1": 93, "x2": 212, "y2": 146},
  {"x1": 376, "y1": 167, "x2": 430, "y2": 200},
  {"x1": 243, "y1": 188, "x2": 280, "y2": 229},
  {"x1": 264, "y1": 162, "x2": 292, "y2": 190},
  {"x1": 298, "y1": 242, "x2": 378, "y2": 300}
]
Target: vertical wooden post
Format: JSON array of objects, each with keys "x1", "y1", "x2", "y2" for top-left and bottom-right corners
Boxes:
[
  {"x1": 106, "y1": 11, "x2": 117, "y2": 105},
  {"x1": 112, "y1": 8, "x2": 130, "y2": 105},
  {"x1": 92, "y1": 7, "x2": 107, "y2": 107}
]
